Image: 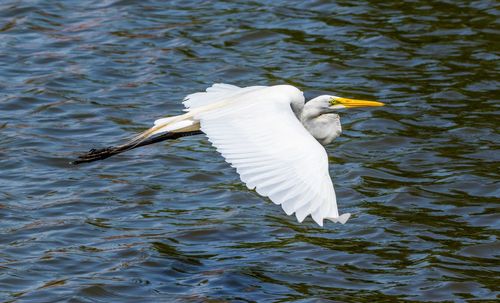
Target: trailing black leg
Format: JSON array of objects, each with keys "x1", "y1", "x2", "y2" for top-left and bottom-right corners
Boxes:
[{"x1": 72, "y1": 130, "x2": 204, "y2": 164}]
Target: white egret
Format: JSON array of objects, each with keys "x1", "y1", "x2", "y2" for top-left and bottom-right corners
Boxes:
[{"x1": 75, "y1": 84, "x2": 384, "y2": 226}]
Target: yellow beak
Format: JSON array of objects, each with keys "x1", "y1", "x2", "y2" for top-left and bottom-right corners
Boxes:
[{"x1": 334, "y1": 97, "x2": 385, "y2": 108}]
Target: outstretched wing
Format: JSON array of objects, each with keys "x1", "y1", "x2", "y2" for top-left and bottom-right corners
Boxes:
[
  {"x1": 183, "y1": 83, "x2": 265, "y2": 109},
  {"x1": 190, "y1": 85, "x2": 349, "y2": 226}
]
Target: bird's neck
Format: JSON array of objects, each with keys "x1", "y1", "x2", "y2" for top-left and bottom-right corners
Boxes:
[
  {"x1": 290, "y1": 98, "x2": 305, "y2": 119},
  {"x1": 300, "y1": 96, "x2": 331, "y2": 121},
  {"x1": 300, "y1": 98, "x2": 342, "y2": 145}
]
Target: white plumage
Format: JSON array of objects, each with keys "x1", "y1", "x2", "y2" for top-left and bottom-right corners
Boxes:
[
  {"x1": 153, "y1": 84, "x2": 352, "y2": 226},
  {"x1": 78, "y1": 83, "x2": 383, "y2": 226}
]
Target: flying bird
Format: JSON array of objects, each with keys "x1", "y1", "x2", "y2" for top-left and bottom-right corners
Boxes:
[{"x1": 74, "y1": 84, "x2": 384, "y2": 226}]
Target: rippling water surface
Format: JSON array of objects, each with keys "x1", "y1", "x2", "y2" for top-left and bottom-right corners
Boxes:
[{"x1": 1, "y1": 0, "x2": 499, "y2": 302}]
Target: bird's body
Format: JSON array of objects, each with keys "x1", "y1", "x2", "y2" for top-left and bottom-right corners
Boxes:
[{"x1": 75, "y1": 84, "x2": 383, "y2": 226}]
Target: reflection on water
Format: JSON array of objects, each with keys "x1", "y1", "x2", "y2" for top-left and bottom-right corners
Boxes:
[{"x1": 0, "y1": 0, "x2": 498, "y2": 301}]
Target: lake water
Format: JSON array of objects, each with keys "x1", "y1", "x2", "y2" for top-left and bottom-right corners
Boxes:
[{"x1": 0, "y1": 0, "x2": 498, "y2": 302}]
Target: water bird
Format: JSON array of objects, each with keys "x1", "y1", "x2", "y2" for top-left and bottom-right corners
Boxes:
[{"x1": 74, "y1": 84, "x2": 384, "y2": 226}]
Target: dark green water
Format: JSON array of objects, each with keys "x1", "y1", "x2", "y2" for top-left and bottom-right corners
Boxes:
[{"x1": 0, "y1": 0, "x2": 498, "y2": 302}]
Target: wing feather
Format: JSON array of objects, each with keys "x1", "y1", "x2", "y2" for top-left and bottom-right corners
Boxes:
[{"x1": 189, "y1": 85, "x2": 349, "y2": 226}]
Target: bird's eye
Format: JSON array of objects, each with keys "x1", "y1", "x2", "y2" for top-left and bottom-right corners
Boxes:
[{"x1": 330, "y1": 98, "x2": 339, "y2": 106}]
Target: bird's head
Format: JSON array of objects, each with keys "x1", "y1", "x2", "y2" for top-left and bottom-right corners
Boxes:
[{"x1": 306, "y1": 95, "x2": 384, "y2": 112}]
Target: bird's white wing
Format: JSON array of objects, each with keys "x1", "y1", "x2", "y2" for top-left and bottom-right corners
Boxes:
[
  {"x1": 183, "y1": 83, "x2": 265, "y2": 109},
  {"x1": 150, "y1": 83, "x2": 242, "y2": 134},
  {"x1": 191, "y1": 87, "x2": 350, "y2": 226}
]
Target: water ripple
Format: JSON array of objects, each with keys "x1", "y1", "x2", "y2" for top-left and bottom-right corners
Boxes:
[{"x1": 0, "y1": 0, "x2": 498, "y2": 302}]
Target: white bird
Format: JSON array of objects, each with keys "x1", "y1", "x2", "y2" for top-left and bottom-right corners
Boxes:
[{"x1": 75, "y1": 84, "x2": 384, "y2": 226}]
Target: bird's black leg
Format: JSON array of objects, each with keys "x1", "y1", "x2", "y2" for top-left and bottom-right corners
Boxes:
[{"x1": 72, "y1": 130, "x2": 204, "y2": 164}]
